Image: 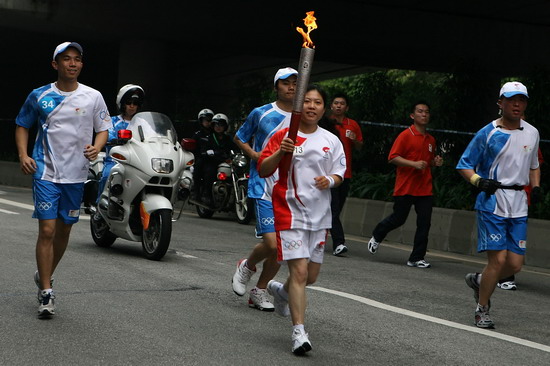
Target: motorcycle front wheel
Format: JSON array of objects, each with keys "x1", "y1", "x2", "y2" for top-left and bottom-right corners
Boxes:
[
  {"x1": 235, "y1": 181, "x2": 253, "y2": 225},
  {"x1": 90, "y1": 211, "x2": 117, "y2": 247},
  {"x1": 142, "y1": 209, "x2": 172, "y2": 261}
]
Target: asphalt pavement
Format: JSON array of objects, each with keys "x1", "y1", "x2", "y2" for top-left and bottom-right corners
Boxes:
[{"x1": 1, "y1": 185, "x2": 549, "y2": 365}]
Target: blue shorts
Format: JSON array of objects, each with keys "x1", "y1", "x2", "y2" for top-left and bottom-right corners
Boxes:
[
  {"x1": 254, "y1": 198, "x2": 275, "y2": 235},
  {"x1": 32, "y1": 179, "x2": 84, "y2": 224},
  {"x1": 477, "y1": 210, "x2": 527, "y2": 255}
]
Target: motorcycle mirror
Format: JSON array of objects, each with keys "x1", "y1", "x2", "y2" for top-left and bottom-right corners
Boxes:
[
  {"x1": 181, "y1": 138, "x2": 197, "y2": 151},
  {"x1": 118, "y1": 129, "x2": 132, "y2": 140}
]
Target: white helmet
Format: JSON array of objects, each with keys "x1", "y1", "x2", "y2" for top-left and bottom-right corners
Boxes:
[
  {"x1": 116, "y1": 84, "x2": 145, "y2": 110},
  {"x1": 212, "y1": 113, "x2": 229, "y2": 128},
  {"x1": 197, "y1": 108, "x2": 214, "y2": 121}
]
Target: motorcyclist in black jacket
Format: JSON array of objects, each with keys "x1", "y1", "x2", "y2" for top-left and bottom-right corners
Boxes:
[
  {"x1": 191, "y1": 108, "x2": 214, "y2": 201},
  {"x1": 199, "y1": 113, "x2": 237, "y2": 205}
]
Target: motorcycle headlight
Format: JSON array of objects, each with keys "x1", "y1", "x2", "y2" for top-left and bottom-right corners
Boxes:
[
  {"x1": 233, "y1": 155, "x2": 247, "y2": 168},
  {"x1": 151, "y1": 158, "x2": 174, "y2": 173}
]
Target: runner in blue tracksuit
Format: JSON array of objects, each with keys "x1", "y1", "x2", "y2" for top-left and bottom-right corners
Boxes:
[
  {"x1": 457, "y1": 81, "x2": 541, "y2": 329},
  {"x1": 230, "y1": 67, "x2": 298, "y2": 312}
]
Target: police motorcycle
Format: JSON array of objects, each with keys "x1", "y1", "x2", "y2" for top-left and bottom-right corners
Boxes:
[
  {"x1": 88, "y1": 111, "x2": 192, "y2": 260},
  {"x1": 188, "y1": 113, "x2": 253, "y2": 225}
]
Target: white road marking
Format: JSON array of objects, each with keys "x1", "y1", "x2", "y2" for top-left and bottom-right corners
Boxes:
[
  {"x1": 0, "y1": 208, "x2": 19, "y2": 215},
  {"x1": 0, "y1": 197, "x2": 34, "y2": 211},
  {"x1": 174, "y1": 250, "x2": 197, "y2": 259},
  {"x1": 0, "y1": 198, "x2": 90, "y2": 220},
  {"x1": 309, "y1": 286, "x2": 550, "y2": 353}
]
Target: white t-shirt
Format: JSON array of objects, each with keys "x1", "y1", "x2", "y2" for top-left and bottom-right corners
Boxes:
[
  {"x1": 260, "y1": 126, "x2": 346, "y2": 231},
  {"x1": 16, "y1": 83, "x2": 112, "y2": 183}
]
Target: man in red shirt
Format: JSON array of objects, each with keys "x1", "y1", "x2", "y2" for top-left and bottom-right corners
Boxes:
[
  {"x1": 330, "y1": 93, "x2": 363, "y2": 256},
  {"x1": 367, "y1": 101, "x2": 443, "y2": 268}
]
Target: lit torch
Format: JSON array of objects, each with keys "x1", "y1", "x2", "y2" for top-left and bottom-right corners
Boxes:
[{"x1": 280, "y1": 11, "x2": 317, "y2": 172}]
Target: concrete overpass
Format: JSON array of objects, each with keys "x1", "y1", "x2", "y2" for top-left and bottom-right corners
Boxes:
[{"x1": 1, "y1": 0, "x2": 550, "y2": 124}]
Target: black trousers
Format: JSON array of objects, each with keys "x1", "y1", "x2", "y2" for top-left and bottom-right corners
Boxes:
[
  {"x1": 372, "y1": 195, "x2": 433, "y2": 262},
  {"x1": 192, "y1": 159, "x2": 204, "y2": 197},
  {"x1": 330, "y1": 179, "x2": 350, "y2": 249},
  {"x1": 201, "y1": 162, "x2": 219, "y2": 199}
]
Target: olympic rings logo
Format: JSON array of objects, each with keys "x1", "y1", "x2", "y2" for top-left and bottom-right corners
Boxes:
[
  {"x1": 489, "y1": 234, "x2": 502, "y2": 241},
  {"x1": 284, "y1": 240, "x2": 303, "y2": 250},
  {"x1": 261, "y1": 217, "x2": 275, "y2": 225},
  {"x1": 37, "y1": 201, "x2": 52, "y2": 211}
]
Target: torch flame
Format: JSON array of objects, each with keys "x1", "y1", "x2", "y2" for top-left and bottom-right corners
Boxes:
[{"x1": 296, "y1": 11, "x2": 317, "y2": 48}]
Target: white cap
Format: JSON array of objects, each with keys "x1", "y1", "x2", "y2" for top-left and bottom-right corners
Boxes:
[
  {"x1": 53, "y1": 42, "x2": 83, "y2": 61},
  {"x1": 499, "y1": 81, "x2": 529, "y2": 98},
  {"x1": 274, "y1": 67, "x2": 298, "y2": 86}
]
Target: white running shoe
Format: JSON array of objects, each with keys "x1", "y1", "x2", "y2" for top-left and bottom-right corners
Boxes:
[
  {"x1": 332, "y1": 244, "x2": 348, "y2": 256},
  {"x1": 367, "y1": 237, "x2": 380, "y2": 254},
  {"x1": 497, "y1": 281, "x2": 517, "y2": 291},
  {"x1": 248, "y1": 287, "x2": 275, "y2": 312},
  {"x1": 475, "y1": 304, "x2": 494, "y2": 329},
  {"x1": 291, "y1": 328, "x2": 312, "y2": 355},
  {"x1": 406, "y1": 260, "x2": 431, "y2": 268},
  {"x1": 34, "y1": 271, "x2": 54, "y2": 301},
  {"x1": 267, "y1": 280, "x2": 290, "y2": 317},
  {"x1": 38, "y1": 290, "x2": 55, "y2": 318},
  {"x1": 232, "y1": 259, "x2": 256, "y2": 296}
]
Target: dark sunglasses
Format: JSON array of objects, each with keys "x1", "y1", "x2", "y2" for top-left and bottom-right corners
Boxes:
[{"x1": 125, "y1": 100, "x2": 141, "y2": 106}]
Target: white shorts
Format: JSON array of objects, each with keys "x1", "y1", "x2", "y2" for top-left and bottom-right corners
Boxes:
[{"x1": 276, "y1": 229, "x2": 327, "y2": 263}]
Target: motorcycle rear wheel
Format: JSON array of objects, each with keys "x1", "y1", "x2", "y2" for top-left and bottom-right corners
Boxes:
[
  {"x1": 235, "y1": 182, "x2": 253, "y2": 225},
  {"x1": 142, "y1": 209, "x2": 172, "y2": 260},
  {"x1": 196, "y1": 204, "x2": 214, "y2": 218},
  {"x1": 90, "y1": 211, "x2": 117, "y2": 247}
]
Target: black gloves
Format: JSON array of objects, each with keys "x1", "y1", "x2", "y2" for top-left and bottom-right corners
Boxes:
[
  {"x1": 477, "y1": 178, "x2": 501, "y2": 195},
  {"x1": 470, "y1": 174, "x2": 500, "y2": 195},
  {"x1": 531, "y1": 186, "x2": 543, "y2": 205}
]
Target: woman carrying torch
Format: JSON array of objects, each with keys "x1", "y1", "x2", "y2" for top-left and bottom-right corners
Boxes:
[{"x1": 259, "y1": 85, "x2": 346, "y2": 355}]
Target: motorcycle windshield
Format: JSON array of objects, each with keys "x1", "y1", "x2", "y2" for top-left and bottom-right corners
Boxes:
[{"x1": 128, "y1": 112, "x2": 177, "y2": 144}]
